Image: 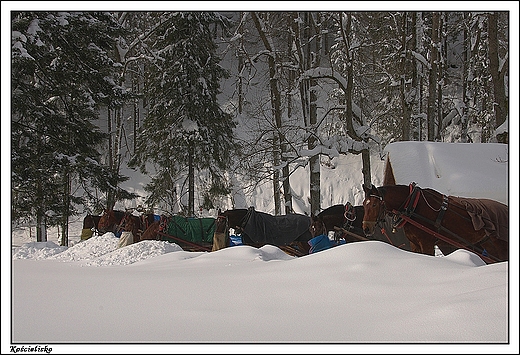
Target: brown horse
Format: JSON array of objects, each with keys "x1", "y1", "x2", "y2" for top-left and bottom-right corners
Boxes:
[
  {"x1": 140, "y1": 216, "x2": 171, "y2": 241},
  {"x1": 362, "y1": 183, "x2": 508, "y2": 263},
  {"x1": 310, "y1": 203, "x2": 409, "y2": 249},
  {"x1": 97, "y1": 209, "x2": 126, "y2": 235},
  {"x1": 98, "y1": 209, "x2": 156, "y2": 243},
  {"x1": 118, "y1": 213, "x2": 141, "y2": 242},
  {"x1": 212, "y1": 214, "x2": 230, "y2": 251},
  {"x1": 119, "y1": 212, "x2": 158, "y2": 243},
  {"x1": 81, "y1": 214, "x2": 101, "y2": 240}
]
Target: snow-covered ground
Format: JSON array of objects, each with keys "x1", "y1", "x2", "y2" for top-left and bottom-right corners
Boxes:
[
  {"x1": 6, "y1": 143, "x2": 518, "y2": 354},
  {"x1": 10, "y1": 234, "x2": 510, "y2": 350}
]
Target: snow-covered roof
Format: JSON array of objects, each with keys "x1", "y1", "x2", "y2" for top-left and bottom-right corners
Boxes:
[{"x1": 383, "y1": 142, "x2": 508, "y2": 205}]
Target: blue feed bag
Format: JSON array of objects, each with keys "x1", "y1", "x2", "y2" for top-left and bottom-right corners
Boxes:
[{"x1": 308, "y1": 234, "x2": 333, "y2": 253}]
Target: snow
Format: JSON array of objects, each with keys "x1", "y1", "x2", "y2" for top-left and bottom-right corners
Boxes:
[
  {"x1": 3, "y1": 5, "x2": 519, "y2": 353},
  {"x1": 5, "y1": 144, "x2": 518, "y2": 354},
  {"x1": 384, "y1": 142, "x2": 508, "y2": 204},
  {"x1": 8, "y1": 235, "x2": 510, "y2": 348}
]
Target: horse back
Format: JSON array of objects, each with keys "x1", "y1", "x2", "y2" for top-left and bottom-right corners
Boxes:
[
  {"x1": 454, "y1": 197, "x2": 509, "y2": 243},
  {"x1": 83, "y1": 215, "x2": 101, "y2": 229}
]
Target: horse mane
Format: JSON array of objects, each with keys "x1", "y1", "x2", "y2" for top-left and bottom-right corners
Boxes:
[
  {"x1": 220, "y1": 208, "x2": 248, "y2": 216},
  {"x1": 317, "y1": 204, "x2": 345, "y2": 217}
]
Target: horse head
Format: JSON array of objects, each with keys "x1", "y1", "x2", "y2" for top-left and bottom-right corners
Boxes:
[
  {"x1": 309, "y1": 213, "x2": 327, "y2": 238},
  {"x1": 218, "y1": 209, "x2": 248, "y2": 234},
  {"x1": 97, "y1": 209, "x2": 114, "y2": 234},
  {"x1": 362, "y1": 184, "x2": 385, "y2": 237}
]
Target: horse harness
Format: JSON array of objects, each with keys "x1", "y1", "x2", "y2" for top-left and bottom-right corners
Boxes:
[
  {"x1": 216, "y1": 214, "x2": 229, "y2": 235},
  {"x1": 370, "y1": 183, "x2": 498, "y2": 263},
  {"x1": 158, "y1": 215, "x2": 170, "y2": 234},
  {"x1": 343, "y1": 202, "x2": 357, "y2": 227}
]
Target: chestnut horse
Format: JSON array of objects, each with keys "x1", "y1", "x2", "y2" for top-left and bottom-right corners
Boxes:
[
  {"x1": 119, "y1": 212, "x2": 157, "y2": 243},
  {"x1": 98, "y1": 209, "x2": 156, "y2": 243},
  {"x1": 362, "y1": 183, "x2": 508, "y2": 263},
  {"x1": 97, "y1": 209, "x2": 126, "y2": 235},
  {"x1": 140, "y1": 215, "x2": 171, "y2": 241}
]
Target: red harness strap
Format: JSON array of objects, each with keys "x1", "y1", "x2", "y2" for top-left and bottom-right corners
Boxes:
[
  {"x1": 395, "y1": 213, "x2": 497, "y2": 264},
  {"x1": 393, "y1": 183, "x2": 421, "y2": 229},
  {"x1": 158, "y1": 216, "x2": 169, "y2": 233}
]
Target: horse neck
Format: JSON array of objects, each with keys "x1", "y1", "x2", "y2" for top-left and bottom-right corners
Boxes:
[
  {"x1": 353, "y1": 206, "x2": 364, "y2": 225},
  {"x1": 226, "y1": 209, "x2": 248, "y2": 228},
  {"x1": 215, "y1": 217, "x2": 228, "y2": 233},
  {"x1": 382, "y1": 185, "x2": 419, "y2": 212},
  {"x1": 115, "y1": 211, "x2": 126, "y2": 220},
  {"x1": 319, "y1": 205, "x2": 344, "y2": 216}
]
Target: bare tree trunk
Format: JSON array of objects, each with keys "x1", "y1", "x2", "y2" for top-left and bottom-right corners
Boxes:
[
  {"x1": 236, "y1": 12, "x2": 245, "y2": 115},
  {"x1": 106, "y1": 108, "x2": 116, "y2": 209},
  {"x1": 283, "y1": 14, "x2": 296, "y2": 214},
  {"x1": 436, "y1": 13, "x2": 445, "y2": 141},
  {"x1": 308, "y1": 13, "x2": 321, "y2": 216},
  {"x1": 343, "y1": 13, "x2": 372, "y2": 188},
  {"x1": 36, "y1": 211, "x2": 47, "y2": 242},
  {"x1": 461, "y1": 13, "x2": 469, "y2": 143},
  {"x1": 188, "y1": 144, "x2": 195, "y2": 217},
  {"x1": 251, "y1": 12, "x2": 286, "y2": 215},
  {"x1": 132, "y1": 64, "x2": 140, "y2": 154},
  {"x1": 61, "y1": 171, "x2": 70, "y2": 246},
  {"x1": 487, "y1": 12, "x2": 508, "y2": 142},
  {"x1": 427, "y1": 12, "x2": 440, "y2": 141},
  {"x1": 35, "y1": 176, "x2": 47, "y2": 242},
  {"x1": 400, "y1": 12, "x2": 411, "y2": 141},
  {"x1": 415, "y1": 12, "x2": 425, "y2": 141}
]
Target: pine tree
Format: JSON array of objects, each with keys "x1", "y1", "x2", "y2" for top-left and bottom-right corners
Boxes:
[
  {"x1": 130, "y1": 12, "x2": 237, "y2": 216},
  {"x1": 11, "y1": 12, "x2": 133, "y2": 243}
]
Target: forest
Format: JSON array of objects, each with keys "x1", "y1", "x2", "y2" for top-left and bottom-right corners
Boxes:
[{"x1": 11, "y1": 11, "x2": 509, "y2": 245}]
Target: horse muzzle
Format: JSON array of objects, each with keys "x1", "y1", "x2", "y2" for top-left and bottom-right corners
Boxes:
[{"x1": 362, "y1": 220, "x2": 376, "y2": 237}]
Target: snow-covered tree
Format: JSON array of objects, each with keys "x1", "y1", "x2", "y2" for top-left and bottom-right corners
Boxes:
[
  {"x1": 130, "y1": 12, "x2": 237, "y2": 216},
  {"x1": 11, "y1": 11, "x2": 133, "y2": 244}
]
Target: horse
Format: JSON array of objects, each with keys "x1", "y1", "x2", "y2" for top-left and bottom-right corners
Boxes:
[
  {"x1": 362, "y1": 183, "x2": 509, "y2": 263},
  {"x1": 311, "y1": 203, "x2": 364, "y2": 242},
  {"x1": 118, "y1": 212, "x2": 142, "y2": 243},
  {"x1": 216, "y1": 208, "x2": 249, "y2": 234},
  {"x1": 119, "y1": 212, "x2": 158, "y2": 243},
  {"x1": 140, "y1": 215, "x2": 171, "y2": 241},
  {"x1": 80, "y1": 214, "x2": 101, "y2": 240},
  {"x1": 216, "y1": 208, "x2": 311, "y2": 256},
  {"x1": 97, "y1": 209, "x2": 126, "y2": 235},
  {"x1": 140, "y1": 214, "x2": 215, "y2": 252},
  {"x1": 211, "y1": 208, "x2": 249, "y2": 250},
  {"x1": 212, "y1": 214, "x2": 229, "y2": 251},
  {"x1": 310, "y1": 203, "x2": 409, "y2": 249}
]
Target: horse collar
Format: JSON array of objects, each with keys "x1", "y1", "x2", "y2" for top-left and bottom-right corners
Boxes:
[{"x1": 344, "y1": 202, "x2": 356, "y2": 222}]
